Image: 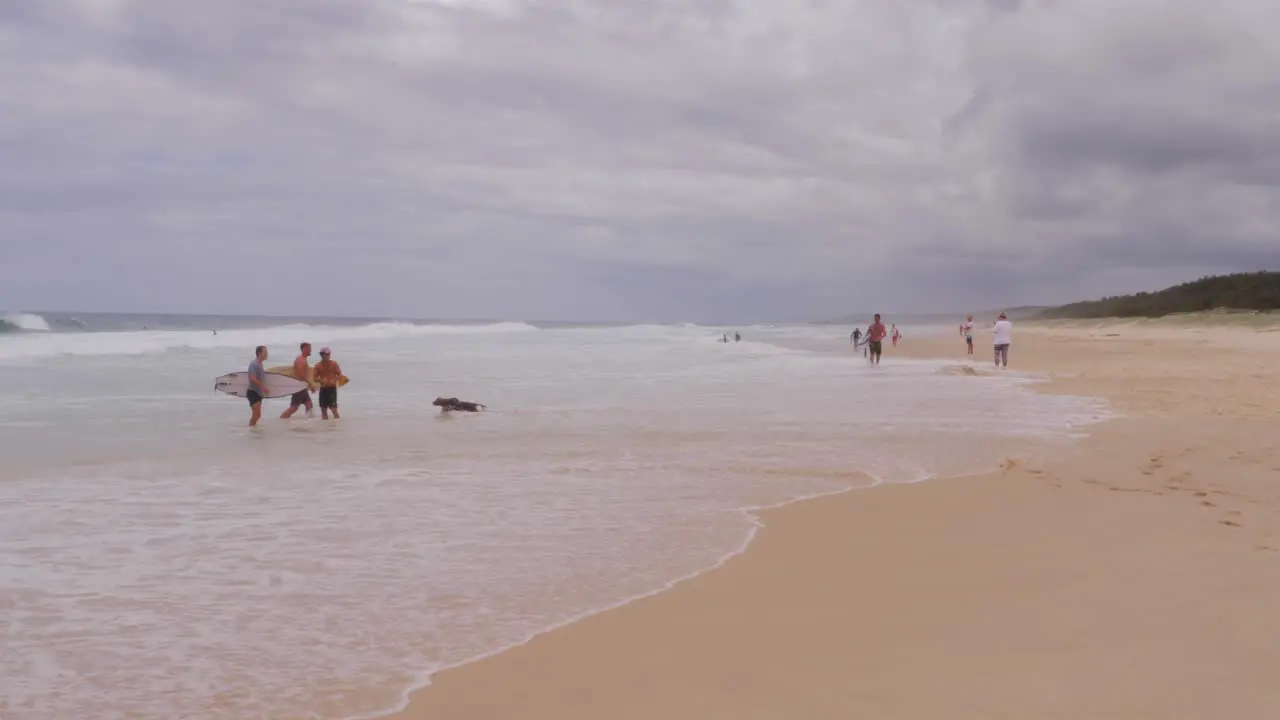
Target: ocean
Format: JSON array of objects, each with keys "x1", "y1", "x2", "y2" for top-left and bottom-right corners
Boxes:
[{"x1": 0, "y1": 311, "x2": 1108, "y2": 720}]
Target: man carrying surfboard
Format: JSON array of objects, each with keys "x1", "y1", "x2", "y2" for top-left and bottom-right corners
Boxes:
[
  {"x1": 313, "y1": 347, "x2": 343, "y2": 420},
  {"x1": 248, "y1": 345, "x2": 269, "y2": 427},
  {"x1": 280, "y1": 342, "x2": 315, "y2": 420}
]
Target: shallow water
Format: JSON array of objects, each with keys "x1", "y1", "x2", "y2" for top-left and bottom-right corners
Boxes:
[{"x1": 0, "y1": 319, "x2": 1107, "y2": 719}]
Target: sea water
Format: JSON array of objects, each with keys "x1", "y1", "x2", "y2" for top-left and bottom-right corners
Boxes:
[{"x1": 0, "y1": 315, "x2": 1108, "y2": 719}]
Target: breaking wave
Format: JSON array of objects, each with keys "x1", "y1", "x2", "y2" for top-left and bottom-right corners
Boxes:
[
  {"x1": 0, "y1": 312, "x2": 51, "y2": 333},
  {"x1": 0, "y1": 321, "x2": 539, "y2": 361}
]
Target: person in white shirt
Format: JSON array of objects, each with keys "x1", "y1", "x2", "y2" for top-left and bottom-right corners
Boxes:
[
  {"x1": 962, "y1": 315, "x2": 975, "y2": 356},
  {"x1": 992, "y1": 312, "x2": 1013, "y2": 367}
]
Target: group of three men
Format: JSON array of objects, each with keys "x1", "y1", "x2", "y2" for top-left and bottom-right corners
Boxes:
[{"x1": 246, "y1": 342, "x2": 343, "y2": 427}]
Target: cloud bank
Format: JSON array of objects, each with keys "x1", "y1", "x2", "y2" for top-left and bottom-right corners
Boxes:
[{"x1": 1, "y1": 0, "x2": 1276, "y2": 322}]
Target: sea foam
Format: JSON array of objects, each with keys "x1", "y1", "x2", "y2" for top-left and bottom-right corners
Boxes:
[{"x1": 0, "y1": 321, "x2": 1108, "y2": 720}]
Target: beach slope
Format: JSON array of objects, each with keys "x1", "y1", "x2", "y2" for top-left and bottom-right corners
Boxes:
[{"x1": 386, "y1": 320, "x2": 1280, "y2": 720}]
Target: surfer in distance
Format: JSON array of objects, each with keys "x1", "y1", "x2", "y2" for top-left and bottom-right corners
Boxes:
[
  {"x1": 248, "y1": 345, "x2": 269, "y2": 427},
  {"x1": 313, "y1": 347, "x2": 343, "y2": 420},
  {"x1": 280, "y1": 342, "x2": 315, "y2": 420}
]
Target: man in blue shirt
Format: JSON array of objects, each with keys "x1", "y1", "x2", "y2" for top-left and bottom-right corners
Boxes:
[{"x1": 248, "y1": 345, "x2": 269, "y2": 427}]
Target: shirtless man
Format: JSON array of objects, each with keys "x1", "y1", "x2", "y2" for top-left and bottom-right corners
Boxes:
[
  {"x1": 312, "y1": 347, "x2": 343, "y2": 420},
  {"x1": 280, "y1": 342, "x2": 314, "y2": 419},
  {"x1": 866, "y1": 314, "x2": 887, "y2": 365}
]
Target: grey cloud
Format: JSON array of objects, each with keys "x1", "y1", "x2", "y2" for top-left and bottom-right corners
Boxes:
[{"x1": 1, "y1": 0, "x2": 1277, "y2": 322}]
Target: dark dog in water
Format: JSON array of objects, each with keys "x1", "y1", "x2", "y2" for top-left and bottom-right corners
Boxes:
[{"x1": 433, "y1": 397, "x2": 487, "y2": 413}]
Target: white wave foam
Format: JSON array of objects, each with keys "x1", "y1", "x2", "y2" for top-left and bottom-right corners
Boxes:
[
  {"x1": 345, "y1": 481, "x2": 868, "y2": 720},
  {"x1": 0, "y1": 321, "x2": 538, "y2": 361},
  {"x1": 2, "y1": 312, "x2": 51, "y2": 331}
]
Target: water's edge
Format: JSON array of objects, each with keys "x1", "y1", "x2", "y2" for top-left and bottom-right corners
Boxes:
[
  {"x1": 350, "y1": 449, "x2": 1067, "y2": 720},
  {"x1": 342, "y1": 357, "x2": 1112, "y2": 720}
]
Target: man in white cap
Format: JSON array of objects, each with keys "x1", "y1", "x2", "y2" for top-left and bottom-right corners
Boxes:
[
  {"x1": 992, "y1": 312, "x2": 1013, "y2": 368},
  {"x1": 312, "y1": 346, "x2": 343, "y2": 420}
]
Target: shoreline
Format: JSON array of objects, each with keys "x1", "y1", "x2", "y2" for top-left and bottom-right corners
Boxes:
[
  {"x1": 369, "y1": 320, "x2": 1280, "y2": 720},
  {"x1": 351, "y1": 467, "x2": 1055, "y2": 720},
  {"x1": 345, "y1": 480, "x2": 872, "y2": 720}
]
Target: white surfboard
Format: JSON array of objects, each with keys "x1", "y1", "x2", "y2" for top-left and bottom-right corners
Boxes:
[{"x1": 214, "y1": 371, "x2": 309, "y2": 399}]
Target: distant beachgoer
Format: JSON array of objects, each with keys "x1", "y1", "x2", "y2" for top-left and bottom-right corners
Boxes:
[
  {"x1": 280, "y1": 342, "x2": 314, "y2": 419},
  {"x1": 963, "y1": 315, "x2": 975, "y2": 356},
  {"x1": 867, "y1": 314, "x2": 887, "y2": 365},
  {"x1": 248, "y1": 345, "x2": 269, "y2": 427},
  {"x1": 313, "y1": 347, "x2": 343, "y2": 420},
  {"x1": 891, "y1": 324, "x2": 901, "y2": 346},
  {"x1": 850, "y1": 327, "x2": 868, "y2": 357},
  {"x1": 734, "y1": 332, "x2": 741, "y2": 342},
  {"x1": 993, "y1": 312, "x2": 1013, "y2": 367}
]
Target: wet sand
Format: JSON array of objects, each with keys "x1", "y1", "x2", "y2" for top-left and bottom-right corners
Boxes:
[{"x1": 383, "y1": 319, "x2": 1280, "y2": 719}]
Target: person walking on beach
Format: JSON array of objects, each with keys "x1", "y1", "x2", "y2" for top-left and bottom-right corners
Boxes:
[
  {"x1": 280, "y1": 341, "x2": 314, "y2": 420},
  {"x1": 866, "y1": 314, "x2": 887, "y2": 365},
  {"x1": 891, "y1": 324, "x2": 902, "y2": 346},
  {"x1": 850, "y1": 326, "x2": 867, "y2": 358},
  {"x1": 963, "y1": 315, "x2": 975, "y2": 356},
  {"x1": 993, "y1": 312, "x2": 1012, "y2": 368},
  {"x1": 248, "y1": 345, "x2": 269, "y2": 427},
  {"x1": 313, "y1": 347, "x2": 343, "y2": 420}
]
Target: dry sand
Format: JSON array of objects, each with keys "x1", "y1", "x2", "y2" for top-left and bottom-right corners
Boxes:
[{"x1": 385, "y1": 319, "x2": 1280, "y2": 720}]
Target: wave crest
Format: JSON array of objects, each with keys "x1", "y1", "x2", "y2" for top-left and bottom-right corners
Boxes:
[
  {"x1": 0, "y1": 312, "x2": 51, "y2": 333},
  {"x1": 0, "y1": 320, "x2": 538, "y2": 361}
]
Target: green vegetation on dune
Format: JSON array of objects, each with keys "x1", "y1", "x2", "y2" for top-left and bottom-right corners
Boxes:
[{"x1": 1037, "y1": 271, "x2": 1280, "y2": 319}]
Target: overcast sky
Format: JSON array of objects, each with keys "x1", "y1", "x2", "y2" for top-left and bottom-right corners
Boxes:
[{"x1": 1, "y1": 0, "x2": 1276, "y2": 322}]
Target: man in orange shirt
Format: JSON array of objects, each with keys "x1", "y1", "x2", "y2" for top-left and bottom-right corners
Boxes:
[
  {"x1": 866, "y1": 313, "x2": 887, "y2": 366},
  {"x1": 312, "y1": 346, "x2": 343, "y2": 420}
]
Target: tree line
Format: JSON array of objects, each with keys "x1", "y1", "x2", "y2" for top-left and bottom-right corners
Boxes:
[{"x1": 1037, "y1": 271, "x2": 1280, "y2": 319}]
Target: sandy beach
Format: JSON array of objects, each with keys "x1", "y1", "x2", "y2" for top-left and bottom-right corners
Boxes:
[{"x1": 386, "y1": 318, "x2": 1280, "y2": 720}]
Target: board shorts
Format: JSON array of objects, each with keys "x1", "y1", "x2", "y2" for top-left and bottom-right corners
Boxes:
[
  {"x1": 868, "y1": 340, "x2": 883, "y2": 354},
  {"x1": 318, "y1": 386, "x2": 338, "y2": 409},
  {"x1": 247, "y1": 389, "x2": 262, "y2": 406},
  {"x1": 289, "y1": 389, "x2": 311, "y2": 407}
]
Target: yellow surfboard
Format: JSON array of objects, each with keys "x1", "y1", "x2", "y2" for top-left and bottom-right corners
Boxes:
[{"x1": 268, "y1": 365, "x2": 350, "y2": 389}]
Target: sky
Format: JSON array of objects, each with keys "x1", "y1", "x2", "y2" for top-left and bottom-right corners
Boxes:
[{"x1": 1, "y1": 0, "x2": 1277, "y2": 323}]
